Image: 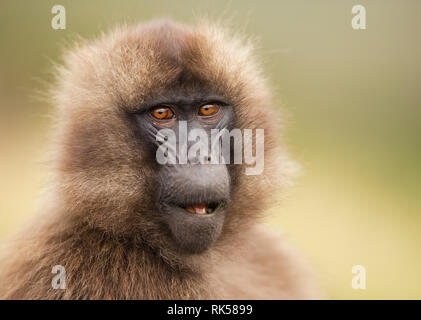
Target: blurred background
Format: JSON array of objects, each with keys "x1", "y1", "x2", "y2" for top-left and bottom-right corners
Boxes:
[{"x1": 0, "y1": 0, "x2": 420, "y2": 299}]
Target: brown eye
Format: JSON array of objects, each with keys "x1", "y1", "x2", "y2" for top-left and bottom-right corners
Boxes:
[
  {"x1": 151, "y1": 107, "x2": 174, "y2": 120},
  {"x1": 199, "y1": 104, "x2": 220, "y2": 117}
]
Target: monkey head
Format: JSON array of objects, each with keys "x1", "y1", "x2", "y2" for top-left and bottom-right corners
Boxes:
[{"x1": 52, "y1": 20, "x2": 294, "y2": 260}]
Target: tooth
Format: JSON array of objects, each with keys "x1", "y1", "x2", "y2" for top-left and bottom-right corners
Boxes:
[{"x1": 194, "y1": 204, "x2": 207, "y2": 215}]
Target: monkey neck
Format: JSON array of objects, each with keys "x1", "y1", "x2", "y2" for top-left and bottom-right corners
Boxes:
[
  {"x1": 1, "y1": 208, "x2": 242, "y2": 299},
  {"x1": 43, "y1": 216, "x2": 221, "y2": 299}
]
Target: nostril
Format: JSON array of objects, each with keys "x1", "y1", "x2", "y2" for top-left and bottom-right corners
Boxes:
[
  {"x1": 201, "y1": 155, "x2": 211, "y2": 164},
  {"x1": 189, "y1": 155, "x2": 211, "y2": 165}
]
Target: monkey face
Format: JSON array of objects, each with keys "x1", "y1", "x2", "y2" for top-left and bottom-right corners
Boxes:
[
  {"x1": 132, "y1": 92, "x2": 235, "y2": 253},
  {"x1": 54, "y1": 20, "x2": 289, "y2": 259}
]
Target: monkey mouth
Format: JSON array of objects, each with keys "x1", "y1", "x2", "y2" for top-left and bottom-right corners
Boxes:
[
  {"x1": 159, "y1": 199, "x2": 227, "y2": 253},
  {"x1": 163, "y1": 201, "x2": 225, "y2": 216},
  {"x1": 182, "y1": 202, "x2": 224, "y2": 215}
]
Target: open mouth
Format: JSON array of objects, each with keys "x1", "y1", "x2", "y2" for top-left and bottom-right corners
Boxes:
[
  {"x1": 158, "y1": 199, "x2": 227, "y2": 253},
  {"x1": 161, "y1": 201, "x2": 226, "y2": 216},
  {"x1": 182, "y1": 202, "x2": 223, "y2": 215}
]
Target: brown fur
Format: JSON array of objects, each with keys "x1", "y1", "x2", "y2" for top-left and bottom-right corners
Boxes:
[{"x1": 0, "y1": 20, "x2": 319, "y2": 299}]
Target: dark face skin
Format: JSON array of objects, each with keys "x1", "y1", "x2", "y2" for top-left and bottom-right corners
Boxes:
[{"x1": 132, "y1": 90, "x2": 235, "y2": 254}]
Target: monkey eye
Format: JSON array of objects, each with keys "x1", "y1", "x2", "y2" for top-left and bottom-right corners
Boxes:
[
  {"x1": 198, "y1": 104, "x2": 220, "y2": 117},
  {"x1": 151, "y1": 106, "x2": 175, "y2": 120}
]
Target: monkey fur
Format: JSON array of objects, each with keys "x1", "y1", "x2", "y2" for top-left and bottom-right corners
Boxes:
[{"x1": 0, "y1": 20, "x2": 320, "y2": 299}]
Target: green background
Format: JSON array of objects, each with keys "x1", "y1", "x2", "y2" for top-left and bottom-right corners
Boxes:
[{"x1": 0, "y1": 0, "x2": 420, "y2": 299}]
